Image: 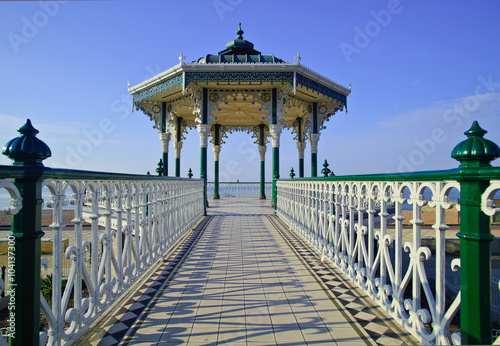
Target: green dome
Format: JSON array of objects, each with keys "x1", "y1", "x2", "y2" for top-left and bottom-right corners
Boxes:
[
  {"x1": 451, "y1": 121, "x2": 500, "y2": 167},
  {"x1": 2, "y1": 119, "x2": 51, "y2": 166},
  {"x1": 196, "y1": 24, "x2": 285, "y2": 64}
]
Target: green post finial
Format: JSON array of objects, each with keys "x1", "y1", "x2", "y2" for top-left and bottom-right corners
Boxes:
[
  {"x1": 289, "y1": 167, "x2": 295, "y2": 179},
  {"x1": 236, "y1": 23, "x2": 244, "y2": 40},
  {"x1": 156, "y1": 159, "x2": 164, "y2": 176},
  {"x1": 452, "y1": 121, "x2": 499, "y2": 344},
  {"x1": 321, "y1": 159, "x2": 331, "y2": 177},
  {"x1": 187, "y1": 168, "x2": 193, "y2": 179},
  {"x1": 2, "y1": 119, "x2": 51, "y2": 166},
  {"x1": 451, "y1": 121, "x2": 500, "y2": 168}
]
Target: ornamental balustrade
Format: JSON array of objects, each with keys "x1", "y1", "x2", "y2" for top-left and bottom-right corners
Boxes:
[
  {"x1": 0, "y1": 119, "x2": 205, "y2": 346},
  {"x1": 0, "y1": 170, "x2": 204, "y2": 346},
  {"x1": 275, "y1": 122, "x2": 500, "y2": 345},
  {"x1": 207, "y1": 182, "x2": 272, "y2": 198}
]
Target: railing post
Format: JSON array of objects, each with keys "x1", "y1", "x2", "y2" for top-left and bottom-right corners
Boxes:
[
  {"x1": 2, "y1": 119, "x2": 51, "y2": 346},
  {"x1": 452, "y1": 121, "x2": 500, "y2": 345}
]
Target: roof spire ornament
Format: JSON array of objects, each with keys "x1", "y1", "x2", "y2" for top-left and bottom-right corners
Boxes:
[
  {"x1": 179, "y1": 52, "x2": 186, "y2": 65},
  {"x1": 294, "y1": 52, "x2": 301, "y2": 65},
  {"x1": 236, "y1": 23, "x2": 244, "y2": 40}
]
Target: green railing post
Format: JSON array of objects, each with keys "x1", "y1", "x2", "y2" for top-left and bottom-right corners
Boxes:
[
  {"x1": 2, "y1": 119, "x2": 51, "y2": 346},
  {"x1": 452, "y1": 121, "x2": 500, "y2": 345}
]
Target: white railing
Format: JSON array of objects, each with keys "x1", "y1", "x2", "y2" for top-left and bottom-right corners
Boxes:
[
  {"x1": 276, "y1": 179, "x2": 464, "y2": 345},
  {"x1": 0, "y1": 177, "x2": 204, "y2": 345},
  {"x1": 207, "y1": 182, "x2": 272, "y2": 198}
]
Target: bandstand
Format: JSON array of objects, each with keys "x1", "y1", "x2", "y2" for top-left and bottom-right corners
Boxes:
[{"x1": 128, "y1": 24, "x2": 350, "y2": 203}]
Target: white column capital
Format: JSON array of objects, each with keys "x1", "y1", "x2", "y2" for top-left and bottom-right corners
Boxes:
[
  {"x1": 159, "y1": 133, "x2": 171, "y2": 153},
  {"x1": 297, "y1": 141, "x2": 306, "y2": 159},
  {"x1": 309, "y1": 133, "x2": 320, "y2": 153},
  {"x1": 173, "y1": 141, "x2": 183, "y2": 159},
  {"x1": 197, "y1": 124, "x2": 211, "y2": 148},
  {"x1": 258, "y1": 145, "x2": 267, "y2": 161},
  {"x1": 213, "y1": 145, "x2": 221, "y2": 161},
  {"x1": 269, "y1": 124, "x2": 283, "y2": 148}
]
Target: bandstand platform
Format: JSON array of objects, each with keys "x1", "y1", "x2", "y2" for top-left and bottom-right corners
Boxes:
[{"x1": 80, "y1": 199, "x2": 415, "y2": 346}]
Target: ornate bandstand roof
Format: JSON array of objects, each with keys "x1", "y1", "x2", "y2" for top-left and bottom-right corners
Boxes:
[{"x1": 128, "y1": 24, "x2": 351, "y2": 139}]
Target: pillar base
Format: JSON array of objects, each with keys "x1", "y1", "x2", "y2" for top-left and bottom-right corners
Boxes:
[
  {"x1": 260, "y1": 195, "x2": 266, "y2": 200},
  {"x1": 213, "y1": 195, "x2": 220, "y2": 200}
]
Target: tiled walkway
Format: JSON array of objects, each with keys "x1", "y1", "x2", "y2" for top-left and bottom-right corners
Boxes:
[{"x1": 89, "y1": 199, "x2": 416, "y2": 346}]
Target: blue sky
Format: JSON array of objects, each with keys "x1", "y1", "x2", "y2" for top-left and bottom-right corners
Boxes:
[{"x1": 1, "y1": 0, "x2": 499, "y2": 181}]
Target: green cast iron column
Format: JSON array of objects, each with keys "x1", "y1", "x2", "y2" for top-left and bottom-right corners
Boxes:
[
  {"x1": 297, "y1": 117, "x2": 305, "y2": 178},
  {"x1": 270, "y1": 89, "x2": 281, "y2": 208},
  {"x1": 260, "y1": 160, "x2": 265, "y2": 199},
  {"x1": 2, "y1": 120, "x2": 51, "y2": 346},
  {"x1": 213, "y1": 124, "x2": 221, "y2": 199},
  {"x1": 259, "y1": 124, "x2": 266, "y2": 199},
  {"x1": 311, "y1": 103, "x2": 318, "y2": 177},
  {"x1": 161, "y1": 102, "x2": 168, "y2": 176},
  {"x1": 452, "y1": 121, "x2": 500, "y2": 345},
  {"x1": 174, "y1": 116, "x2": 183, "y2": 178},
  {"x1": 199, "y1": 88, "x2": 209, "y2": 215},
  {"x1": 214, "y1": 160, "x2": 219, "y2": 198},
  {"x1": 175, "y1": 157, "x2": 180, "y2": 177},
  {"x1": 311, "y1": 153, "x2": 317, "y2": 177}
]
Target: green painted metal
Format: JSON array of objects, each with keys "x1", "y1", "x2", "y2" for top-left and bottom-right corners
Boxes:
[
  {"x1": 452, "y1": 121, "x2": 500, "y2": 167},
  {"x1": 2, "y1": 119, "x2": 48, "y2": 346},
  {"x1": 311, "y1": 152, "x2": 317, "y2": 177},
  {"x1": 176, "y1": 117, "x2": 183, "y2": 143},
  {"x1": 259, "y1": 124, "x2": 266, "y2": 199},
  {"x1": 156, "y1": 159, "x2": 165, "y2": 176},
  {"x1": 162, "y1": 152, "x2": 168, "y2": 176},
  {"x1": 321, "y1": 159, "x2": 331, "y2": 177},
  {"x1": 214, "y1": 160, "x2": 220, "y2": 199},
  {"x1": 452, "y1": 121, "x2": 500, "y2": 345},
  {"x1": 297, "y1": 117, "x2": 305, "y2": 178},
  {"x1": 161, "y1": 102, "x2": 166, "y2": 133},
  {"x1": 202, "y1": 88, "x2": 208, "y2": 124},
  {"x1": 260, "y1": 160, "x2": 266, "y2": 199},
  {"x1": 289, "y1": 167, "x2": 295, "y2": 179},
  {"x1": 272, "y1": 89, "x2": 277, "y2": 124},
  {"x1": 217, "y1": 23, "x2": 262, "y2": 56},
  {"x1": 213, "y1": 124, "x2": 220, "y2": 199},
  {"x1": 272, "y1": 146, "x2": 279, "y2": 208},
  {"x1": 187, "y1": 167, "x2": 193, "y2": 178},
  {"x1": 312, "y1": 103, "x2": 318, "y2": 133},
  {"x1": 3, "y1": 119, "x2": 51, "y2": 167},
  {"x1": 175, "y1": 157, "x2": 181, "y2": 177},
  {"x1": 201, "y1": 146, "x2": 207, "y2": 215}
]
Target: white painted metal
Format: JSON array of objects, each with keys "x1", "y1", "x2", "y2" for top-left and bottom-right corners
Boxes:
[
  {"x1": 276, "y1": 179, "x2": 463, "y2": 345},
  {"x1": 37, "y1": 178, "x2": 204, "y2": 345}
]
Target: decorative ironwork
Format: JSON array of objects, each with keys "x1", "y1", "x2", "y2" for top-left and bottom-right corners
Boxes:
[
  {"x1": 296, "y1": 73, "x2": 347, "y2": 104},
  {"x1": 185, "y1": 71, "x2": 294, "y2": 86},
  {"x1": 36, "y1": 176, "x2": 204, "y2": 345},
  {"x1": 132, "y1": 74, "x2": 183, "y2": 103},
  {"x1": 276, "y1": 179, "x2": 462, "y2": 345}
]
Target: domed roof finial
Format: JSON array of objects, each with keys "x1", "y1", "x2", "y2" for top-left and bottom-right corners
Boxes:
[{"x1": 236, "y1": 23, "x2": 244, "y2": 40}]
